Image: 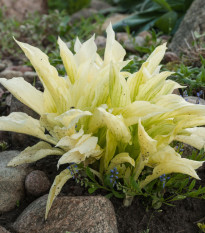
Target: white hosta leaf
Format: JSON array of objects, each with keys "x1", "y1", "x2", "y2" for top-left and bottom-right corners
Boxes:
[
  {"x1": 136, "y1": 71, "x2": 173, "y2": 101},
  {"x1": 55, "y1": 109, "x2": 92, "y2": 128},
  {"x1": 58, "y1": 37, "x2": 77, "y2": 84},
  {"x1": 141, "y1": 146, "x2": 204, "y2": 188},
  {"x1": 0, "y1": 112, "x2": 56, "y2": 144},
  {"x1": 109, "y1": 62, "x2": 131, "y2": 107},
  {"x1": 120, "y1": 101, "x2": 167, "y2": 126},
  {"x1": 127, "y1": 62, "x2": 149, "y2": 102},
  {"x1": 74, "y1": 35, "x2": 97, "y2": 65},
  {"x1": 55, "y1": 128, "x2": 84, "y2": 149},
  {"x1": 57, "y1": 135, "x2": 102, "y2": 166},
  {"x1": 175, "y1": 127, "x2": 205, "y2": 150},
  {"x1": 97, "y1": 107, "x2": 132, "y2": 144},
  {"x1": 15, "y1": 39, "x2": 70, "y2": 114},
  {"x1": 0, "y1": 78, "x2": 44, "y2": 115},
  {"x1": 146, "y1": 43, "x2": 167, "y2": 75},
  {"x1": 104, "y1": 23, "x2": 126, "y2": 66},
  {"x1": 103, "y1": 129, "x2": 117, "y2": 170},
  {"x1": 45, "y1": 168, "x2": 72, "y2": 219},
  {"x1": 138, "y1": 119, "x2": 157, "y2": 160},
  {"x1": 107, "y1": 152, "x2": 135, "y2": 171},
  {"x1": 8, "y1": 141, "x2": 63, "y2": 166}
]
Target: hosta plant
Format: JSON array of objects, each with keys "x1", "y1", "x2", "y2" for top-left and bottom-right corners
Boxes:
[{"x1": 0, "y1": 24, "x2": 205, "y2": 219}]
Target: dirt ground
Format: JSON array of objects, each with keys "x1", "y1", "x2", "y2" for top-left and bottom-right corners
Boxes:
[{"x1": 0, "y1": 153, "x2": 204, "y2": 233}]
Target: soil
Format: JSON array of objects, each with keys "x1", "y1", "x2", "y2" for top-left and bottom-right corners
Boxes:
[{"x1": 0, "y1": 146, "x2": 205, "y2": 233}]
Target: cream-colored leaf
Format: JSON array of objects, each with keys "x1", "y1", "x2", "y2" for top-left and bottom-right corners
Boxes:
[
  {"x1": 138, "y1": 119, "x2": 157, "y2": 159},
  {"x1": 136, "y1": 71, "x2": 173, "y2": 101},
  {"x1": 146, "y1": 43, "x2": 167, "y2": 74},
  {"x1": 57, "y1": 135, "x2": 102, "y2": 166},
  {"x1": 15, "y1": 39, "x2": 69, "y2": 114},
  {"x1": 45, "y1": 168, "x2": 72, "y2": 219},
  {"x1": 103, "y1": 129, "x2": 117, "y2": 170},
  {"x1": 74, "y1": 35, "x2": 97, "y2": 65},
  {"x1": 0, "y1": 78, "x2": 44, "y2": 115},
  {"x1": 120, "y1": 101, "x2": 167, "y2": 126},
  {"x1": 55, "y1": 109, "x2": 92, "y2": 128},
  {"x1": 107, "y1": 152, "x2": 135, "y2": 171},
  {"x1": 141, "y1": 146, "x2": 204, "y2": 188},
  {"x1": 175, "y1": 127, "x2": 205, "y2": 150},
  {"x1": 8, "y1": 141, "x2": 63, "y2": 166},
  {"x1": 104, "y1": 23, "x2": 126, "y2": 66},
  {"x1": 0, "y1": 112, "x2": 56, "y2": 144},
  {"x1": 97, "y1": 107, "x2": 132, "y2": 144},
  {"x1": 109, "y1": 62, "x2": 131, "y2": 107},
  {"x1": 58, "y1": 37, "x2": 77, "y2": 84}
]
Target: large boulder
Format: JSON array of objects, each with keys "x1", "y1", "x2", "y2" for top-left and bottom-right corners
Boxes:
[
  {"x1": 13, "y1": 195, "x2": 118, "y2": 233},
  {"x1": 0, "y1": 0, "x2": 47, "y2": 21},
  {"x1": 170, "y1": 0, "x2": 205, "y2": 55},
  {"x1": 0, "y1": 151, "x2": 32, "y2": 212}
]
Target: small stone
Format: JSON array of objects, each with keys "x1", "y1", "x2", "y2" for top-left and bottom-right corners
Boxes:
[
  {"x1": 124, "y1": 36, "x2": 145, "y2": 52},
  {"x1": 13, "y1": 195, "x2": 118, "y2": 233},
  {"x1": 162, "y1": 52, "x2": 179, "y2": 64},
  {"x1": 0, "y1": 70, "x2": 23, "y2": 79},
  {"x1": 116, "y1": 32, "x2": 129, "y2": 43},
  {"x1": 102, "y1": 14, "x2": 129, "y2": 31},
  {"x1": 10, "y1": 66, "x2": 33, "y2": 73},
  {"x1": 89, "y1": 0, "x2": 111, "y2": 11},
  {"x1": 0, "y1": 63, "x2": 6, "y2": 72},
  {"x1": 95, "y1": 35, "x2": 106, "y2": 48},
  {"x1": 25, "y1": 170, "x2": 51, "y2": 197},
  {"x1": 70, "y1": 8, "x2": 97, "y2": 24},
  {"x1": 138, "y1": 31, "x2": 152, "y2": 39},
  {"x1": 172, "y1": 89, "x2": 180, "y2": 95},
  {"x1": 184, "y1": 96, "x2": 205, "y2": 105},
  {"x1": 0, "y1": 226, "x2": 11, "y2": 233},
  {"x1": 0, "y1": 151, "x2": 32, "y2": 212},
  {"x1": 23, "y1": 71, "x2": 38, "y2": 84}
]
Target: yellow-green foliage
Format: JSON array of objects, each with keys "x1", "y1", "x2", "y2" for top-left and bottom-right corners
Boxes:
[{"x1": 0, "y1": 24, "x2": 204, "y2": 218}]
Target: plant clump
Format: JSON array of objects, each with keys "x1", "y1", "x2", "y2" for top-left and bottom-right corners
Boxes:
[{"x1": 0, "y1": 24, "x2": 204, "y2": 218}]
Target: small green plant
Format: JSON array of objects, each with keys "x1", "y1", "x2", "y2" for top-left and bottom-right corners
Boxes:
[
  {"x1": 198, "y1": 223, "x2": 205, "y2": 233},
  {"x1": 48, "y1": 0, "x2": 91, "y2": 15},
  {"x1": 0, "y1": 141, "x2": 9, "y2": 151},
  {"x1": 0, "y1": 24, "x2": 204, "y2": 219}
]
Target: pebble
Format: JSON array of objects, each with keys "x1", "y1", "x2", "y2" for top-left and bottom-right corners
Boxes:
[{"x1": 25, "y1": 170, "x2": 51, "y2": 197}]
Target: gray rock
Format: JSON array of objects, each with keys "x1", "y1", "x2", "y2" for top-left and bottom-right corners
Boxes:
[
  {"x1": 70, "y1": 8, "x2": 97, "y2": 24},
  {"x1": 162, "y1": 52, "x2": 179, "y2": 64},
  {"x1": 95, "y1": 35, "x2": 106, "y2": 48},
  {"x1": 184, "y1": 96, "x2": 205, "y2": 105},
  {"x1": 25, "y1": 170, "x2": 51, "y2": 197},
  {"x1": 89, "y1": 0, "x2": 111, "y2": 11},
  {"x1": 23, "y1": 71, "x2": 38, "y2": 84},
  {"x1": 0, "y1": 151, "x2": 32, "y2": 212},
  {"x1": 116, "y1": 32, "x2": 129, "y2": 43},
  {"x1": 102, "y1": 14, "x2": 129, "y2": 31},
  {"x1": 0, "y1": 63, "x2": 6, "y2": 72},
  {"x1": 138, "y1": 31, "x2": 152, "y2": 40},
  {"x1": 0, "y1": 226, "x2": 11, "y2": 233},
  {"x1": 0, "y1": 70, "x2": 23, "y2": 79},
  {"x1": 0, "y1": 0, "x2": 47, "y2": 21},
  {"x1": 13, "y1": 195, "x2": 118, "y2": 233},
  {"x1": 124, "y1": 36, "x2": 145, "y2": 52},
  {"x1": 169, "y1": 0, "x2": 205, "y2": 55}
]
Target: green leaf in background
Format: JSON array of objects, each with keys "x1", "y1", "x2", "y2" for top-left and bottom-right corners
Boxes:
[
  {"x1": 154, "y1": 11, "x2": 178, "y2": 34},
  {"x1": 112, "y1": 0, "x2": 194, "y2": 35},
  {"x1": 153, "y1": 0, "x2": 172, "y2": 11}
]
